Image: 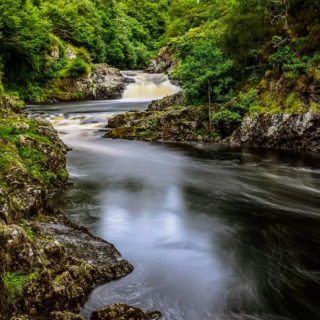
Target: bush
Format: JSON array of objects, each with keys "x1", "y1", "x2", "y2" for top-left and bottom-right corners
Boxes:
[
  {"x1": 212, "y1": 108, "x2": 242, "y2": 137},
  {"x1": 67, "y1": 59, "x2": 91, "y2": 78}
]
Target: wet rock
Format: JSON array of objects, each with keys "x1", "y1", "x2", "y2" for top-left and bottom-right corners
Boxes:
[
  {"x1": 91, "y1": 64, "x2": 124, "y2": 100},
  {"x1": 0, "y1": 94, "x2": 134, "y2": 320},
  {"x1": 0, "y1": 110, "x2": 68, "y2": 224},
  {"x1": 0, "y1": 224, "x2": 41, "y2": 271},
  {"x1": 231, "y1": 111, "x2": 320, "y2": 152},
  {"x1": 2, "y1": 218, "x2": 133, "y2": 318},
  {"x1": 91, "y1": 303, "x2": 162, "y2": 320}
]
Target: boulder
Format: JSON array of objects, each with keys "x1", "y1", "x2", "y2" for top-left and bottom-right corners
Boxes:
[
  {"x1": 106, "y1": 92, "x2": 217, "y2": 142},
  {"x1": 44, "y1": 64, "x2": 124, "y2": 102},
  {"x1": 146, "y1": 47, "x2": 176, "y2": 75}
]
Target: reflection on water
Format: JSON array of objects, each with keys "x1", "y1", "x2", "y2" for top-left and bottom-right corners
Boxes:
[{"x1": 27, "y1": 99, "x2": 320, "y2": 320}]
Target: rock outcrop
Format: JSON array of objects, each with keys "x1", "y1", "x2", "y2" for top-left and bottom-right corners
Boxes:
[
  {"x1": 0, "y1": 95, "x2": 133, "y2": 320},
  {"x1": 0, "y1": 97, "x2": 68, "y2": 225},
  {"x1": 106, "y1": 92, "x2": 219, "y2": 142},
  {"x1": 230, "y1": 111, "x2": 320, "y2": 152},
  {"x1": 44, "y1": 64, "x2": 124, "y2": 103},
  {"x1": 146, "y1": 47, "x2": 176, "y2": 75},
  {"x1": 1, "y1": 218, "x2": 133, "y2": 319},
  {"x1": 91, "y1": 303, "x2": 161, "y2": 320}
]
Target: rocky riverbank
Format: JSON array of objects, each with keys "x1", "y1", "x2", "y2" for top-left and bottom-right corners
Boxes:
[
  {"x1": 106, "y1": 92, "x2": 219, "y2": 142},
  {"x1": 146, "y1": 47, "x2": 176, "y2": 75},
  {"x1": 230, "y1": 110, "x2": 320, "y2": 153},
  {"x1": 106, "y1": 91, "x2": 320, "y2": 153},
  {"x1": 0, "y1": 94, "x2": 162, "y2": 320},
  {"x1": 43, "y1": 64, "x2": 125, "y2": 103}
]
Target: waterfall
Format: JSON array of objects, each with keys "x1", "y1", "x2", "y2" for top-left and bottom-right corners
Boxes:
[{"x1": 121, "y1": 71, "x2": 181, "y2": 100}]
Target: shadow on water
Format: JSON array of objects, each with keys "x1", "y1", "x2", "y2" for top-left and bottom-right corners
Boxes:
[{"x1": 28, "y1": 100, "x2": 320, "y2": 320}]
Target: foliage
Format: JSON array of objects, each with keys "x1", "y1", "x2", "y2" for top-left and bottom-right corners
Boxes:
[
  {"x1": 173, "y1": 40, "x2": 233, "y2": 105},
  {"x1": 212, "y1": 109, "x2": 243, "y2": 137},
  {"x1": 20, "y1": 224, "x2": 34, "y2": 241},
  {"x1": 63, "y1": 58, "x2": 91, "y2": 78},
  {"x1": 2, "y1": 271, "x2": 25, "y2": 304},
  {"x1": 0, "y1": 0, "x2": 169, "y2": 100},
  {"x1": 165, "y1": 0, "x2": 320, "y2": 136}
]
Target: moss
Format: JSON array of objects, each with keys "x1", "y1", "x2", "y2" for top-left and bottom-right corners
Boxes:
[
  {"x1": 284, "y1": 92, "x2": 307, "y2": 114},
  {"x1": 269, "y1": 108, "x2": 282, "y2": 115},
  {"x1": 310, "y1": 102, "x2": 320, "y2": 112},
  {"x1": 20, "y1": 224, "x2": 34, "y2": 242},
  {"x1": 2, "y1": 271, "x2": 25, "y2": 305}
]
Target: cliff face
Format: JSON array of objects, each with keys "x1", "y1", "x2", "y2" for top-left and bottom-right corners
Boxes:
[
  {"x1": 106, "y1": 90, "x2": 320, "y2": 153},
  {"x1": 146, "y1": 47, "x2": 177, "y2": 75},
  {"x1": 0, "y1": 95, "x2": 68, "y2": 225},
  {"x1": 230, "y1": 111, "x2": 320, "y2": 153},
  {"x1": 44, "y1": 64, "x2": 125, "y2": 103}
]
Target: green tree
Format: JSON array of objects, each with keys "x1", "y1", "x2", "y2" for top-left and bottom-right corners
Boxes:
[{"x1": 176, "y1": 40, "x2": 233, "y2": 105}]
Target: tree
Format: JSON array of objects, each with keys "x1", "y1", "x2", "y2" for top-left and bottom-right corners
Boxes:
[
  {"x1": 176, "y1": 40, "x2": 233, "y2": 103},
  {"x1": 174, "y1": 40, "x2": 233, "y2": 131}
]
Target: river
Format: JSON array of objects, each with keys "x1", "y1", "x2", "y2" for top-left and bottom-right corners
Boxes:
[{"x1": 27, "y1": 73, "x2": 320, "y2": 320}]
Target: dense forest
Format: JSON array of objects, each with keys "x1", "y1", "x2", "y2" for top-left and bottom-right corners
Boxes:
[
  {"x1": 1, "y1": 0, "x2": 320, "y2": 124},
  {"x1": 0, "y1": 0, "x2": 169, "y2": 101}
]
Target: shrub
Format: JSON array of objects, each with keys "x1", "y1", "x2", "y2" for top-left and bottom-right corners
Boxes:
[
  {"x1": 212, "y1": 109, "x2": 242, "y2": 137},
  {"x1": 67, "y1": 59, "x2": 91, "y2": 78}
]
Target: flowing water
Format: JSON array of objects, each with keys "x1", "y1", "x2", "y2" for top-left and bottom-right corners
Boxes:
[
  {"x1": 27, "y1": 73, "x2": 320, "y2": 320},
  {"x1": 121, "y1": 71, "x2": 180, "y2": 99}
]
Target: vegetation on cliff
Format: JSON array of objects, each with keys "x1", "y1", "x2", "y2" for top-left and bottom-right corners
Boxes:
[
  {"x1": 0, "y1": 95, "x2": 133, "y2": 319},
  {"x1": 0, "y1": 0, "x2": 168, "y2": 101},
  {"x1": 108, "y1": 0, "x2": 320, "y2": 142},
  {"x1": 2, "y1": 0, "x2": 320, "y2": 116},
  {"x1": 164, "y1": 0, "x2": 320, "y2": 137}
]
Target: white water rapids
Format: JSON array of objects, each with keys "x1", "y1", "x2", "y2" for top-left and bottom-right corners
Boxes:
[
  {"x1": 45, "y1": 71, "x2": 180, "y2": 140},
  {"x1": 121, "y1": 71, "x2": 180, "y2": 100}
]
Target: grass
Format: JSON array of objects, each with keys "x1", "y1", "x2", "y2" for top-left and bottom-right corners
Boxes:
[
  {"x1": 0, "y1": 114, "x2": 67, "y2": 187},
  {"x1": 2, "y1": 271, "x2": 25, "y2": 304},
  {"x1": 1, "y1": 269, "x2": 39, "y2": 308}
]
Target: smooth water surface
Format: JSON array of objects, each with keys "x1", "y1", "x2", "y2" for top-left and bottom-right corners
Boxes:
[{"x1": 27, "y1": 98, "x2": 320, "y2": 320}]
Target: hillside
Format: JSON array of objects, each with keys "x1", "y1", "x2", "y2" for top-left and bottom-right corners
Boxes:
[{"x1": 106, "y1": 0, "x2": 320, "y2": 151}]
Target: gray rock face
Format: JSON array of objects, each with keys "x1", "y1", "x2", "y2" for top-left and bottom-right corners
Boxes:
[
  {"x1": 66, "y1": 48, "x2": 77, "y2": 60},
  {"x1": 231, "y1": 111, "x2": 320, "y2": 152},
  {"x1": 146, "y1": 47, "x2": 176, "y2": 75},
  {"x1": 45, "y1": 64, "x2": 124, "y2": 102},
  {"x1": 90, "y1": 64, "x2": 124, "y2": 100}
]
